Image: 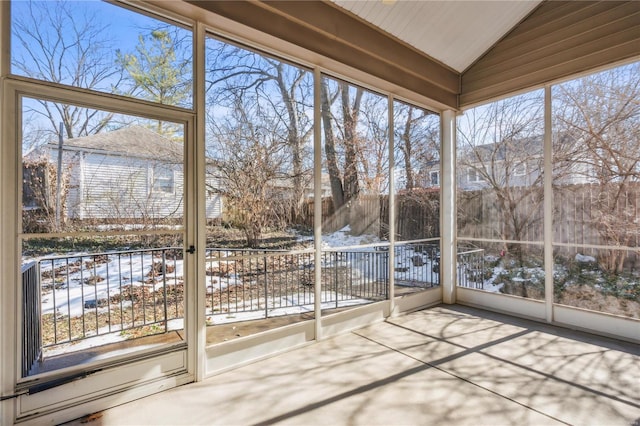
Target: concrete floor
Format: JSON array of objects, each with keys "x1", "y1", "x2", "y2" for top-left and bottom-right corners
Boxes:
[{"x1": 65, "y1": 305, "x2": 640, "y2": 426}]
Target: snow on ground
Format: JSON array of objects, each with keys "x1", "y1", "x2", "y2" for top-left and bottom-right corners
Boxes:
[
  {"x1": 34, "y1": 227, "x2": 441, "y2": 356},
  {"x1": 39, "y1": 252, "x2": 184, "y2": 317},
  {"x1": 393, "y1": 245, "x2": 439, "y2": 287},
  {"x1": 480, "y1": 265, "x2": 506, "y2": 293},
  {"x1": 575, "y1": 253, "x2": 596, "y2": 263},
  {"x1": 321, "y1": 225, "x2": 381, "y2": 249}
]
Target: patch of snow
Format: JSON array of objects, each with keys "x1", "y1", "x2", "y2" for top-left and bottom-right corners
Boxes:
[
  {"x1": 39, "y1": 252, "x2": 184, "y2": 317},
  {"x1": 321, "y1": 226, "x2": 381, "y2": 249},
  {"x1": 575, "y1": 253, "x2": 596, "y2": 263}
]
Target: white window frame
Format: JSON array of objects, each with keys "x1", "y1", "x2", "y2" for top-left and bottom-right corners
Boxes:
[
  {"x1": 467, "y1": 167, "x2": 485, "y2": 183},
  {"x1": 430, "y1": 170, "x2": 439, "y2": 186},
  {"x1": 152, "y1": 165, "x2": 176, "y2": 194},
  {"x1": 513, "y1": 162, "x2": 527, "y2": 177}
]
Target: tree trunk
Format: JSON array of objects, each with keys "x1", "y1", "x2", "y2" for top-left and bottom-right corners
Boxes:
[
  {"x1": 275, "y1": 65, "x2": 306, "y2": 222},
  {"x1": 402, "y1": 107, "x2": 415, "y2": 189},
  {"x1": 320, "y1": 80, "x2": 345, "y2": 210},
  {"x1": 341, "y1": 82, "x2": 362, "y2": 203}
]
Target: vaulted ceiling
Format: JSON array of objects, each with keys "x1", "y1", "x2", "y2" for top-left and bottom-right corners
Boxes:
[
  {"x1": 331, "y1": 0, "x2": 542, "y2": 73},
  {"x1": 179, "y1": 1, "x2": 640, "y2": 109}
]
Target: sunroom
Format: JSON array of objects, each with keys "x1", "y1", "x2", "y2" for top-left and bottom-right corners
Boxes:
[{"x1": 1, "y1": 1, "x2": 638, "y2": 425}]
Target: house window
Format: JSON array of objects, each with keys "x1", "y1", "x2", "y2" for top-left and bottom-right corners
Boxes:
[
  {"x1": 513, "y1": 162, "x2": 527, "y2": 176},
  {"x1": 430, "y1": 171, "x2": 439, "y2": 186},
  {"x1": 153, "y1": 167, "x2": 175, "y2": 193},
  {"x1": 467, "y1": 168, "x2": 485, "y2": 183}
]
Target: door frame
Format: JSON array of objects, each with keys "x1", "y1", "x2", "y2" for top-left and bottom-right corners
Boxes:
[{"x1": 1, "y1": 78, "x2": 199, "y2": 424}]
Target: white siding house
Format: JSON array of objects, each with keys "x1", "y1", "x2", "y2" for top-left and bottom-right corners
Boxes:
[
  {"x1": 422, "y1": 134, "x2": 592, "y2": 191},
  {"x1": 47, "y1": 126, "x2": 223, "y2": 223}
]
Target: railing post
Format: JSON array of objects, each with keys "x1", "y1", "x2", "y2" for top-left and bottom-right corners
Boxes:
[
  {"x1": 264, "y1": 255, "x2": 268, "y2": 319},
  {"x1": 163, "y1": 249, "x2": 168, "y2": 333},
  {"x1": 335, "y1": 253, "x2": 339, "y2": 309},
  {"x1": 21, "y1": 261, "x2": 42, "y2": 377},
  {"x1": 36, "y1": 262, "x2": 42, "y2": 362}
]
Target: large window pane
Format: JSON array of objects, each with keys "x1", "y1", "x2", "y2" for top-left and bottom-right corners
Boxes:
[
  {"x1": 11, "y1": 0, "x2": 193, "y2": 108},
  {"x1": 393, "y1": 100, "x2": 441, "y2": 294},
  {"x1": 20, "y1": 98, "x2": 186, "y2": 377},
  {"x1": 320, "y1": 75, "x2": 390, "y2": 313},
  {"x1": 552, "y1": 62, "x2": 640, "y2": 317},
  {"x1": 204, "y1": 36, "x2": 314, "y2": 339},
  {"x1": 457, "y1": 90, "x2": 544, "y2": 299}
]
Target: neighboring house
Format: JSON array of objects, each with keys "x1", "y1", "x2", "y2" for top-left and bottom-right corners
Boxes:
[
  {"x1": 305, "y1": 174, "x2": 332, "y2": 199},
  {"x1": 42, "y1": 126, "x2": 222, "y2": 223},
  {"x1": 422, "y1": 134, "x2": 591, "y2": 190},
  {"x1": 456, "y1": 136, "x2": 544, "y2": 191}
]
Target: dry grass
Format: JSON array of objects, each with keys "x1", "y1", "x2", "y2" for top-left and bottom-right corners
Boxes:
[{"x1": 556, "y1": 284, "x2": 640, "y2": 319}]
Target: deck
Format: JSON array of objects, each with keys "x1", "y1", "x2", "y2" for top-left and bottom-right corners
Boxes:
[{"x1": 62, "y1": 304, "x2": 640, "y2": 425}]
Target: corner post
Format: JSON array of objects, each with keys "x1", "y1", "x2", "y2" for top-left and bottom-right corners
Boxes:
[
  {"x1": 441, "y1": 110, "x2": 457, "y2": 304},
  {"x1": 313, "y1": 67, "x2": 323, "y2": 340},
  {"x1": 543, "y1": 86, "x2": 554, "y2": 323}
]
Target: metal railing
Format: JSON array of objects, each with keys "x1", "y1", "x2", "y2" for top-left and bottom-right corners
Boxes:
[
  {"x1": 321, "y1": 249, "x2": 389, "y2": 307},
  {"x1": 25, "y1": 242, "x2": 443, "y2": 369},
  {"x1": 393, "y1": 241, "x2": 440, "y2": 289},
  {"x1": 22, "y1": 261, "x2": 42, "y2": 377},
  {"x1": 205, "y1": 248, "x2": 389, "y2": 319},
  {"x1": 37, "y1": 247, "x2": 184, "y2": 348},
  {"x1": 457, "y1": 248, "x2": 485, "y2": 289}
]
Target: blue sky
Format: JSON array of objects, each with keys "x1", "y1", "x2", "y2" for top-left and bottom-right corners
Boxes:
[
  {"x1": 11, "y1": 0, "x2": 192, "y2": 97},
  {"x1": 12, "y1": 0, "x2": 192, "y2": 150}
]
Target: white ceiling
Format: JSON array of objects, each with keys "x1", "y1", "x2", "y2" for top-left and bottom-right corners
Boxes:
[{"x1": 332, "y1": 0, "x2": 543, "y2": 73}]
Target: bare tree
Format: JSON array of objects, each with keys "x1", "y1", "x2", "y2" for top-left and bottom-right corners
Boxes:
[
  {"x1": 320, "y1": 80, "x2": 345, "y2": 209},
  {"x1": 394, "y1": 103, "x2": 440, "y2": 190},
  {"x1": 320, "y1": 78, "x2": 397, "y2": 234},
  {"x1": 12, "y1": 1, "x2": 124, "y2": 141},
  {"x1": 319, "y1": 78, "x2": 366, "y2": 229},
  {"x1": 340, "y1": 82, "x2": 364, "y2": 203},
  {"x1": 357, "y1": 93, "x2": 389, "y2": 194},
  {"x1": 553, "y1": 62, "x2": 640, "y2": 273},
  {"x1": 457, "y1": 91, "x2": 545, "y2": 264},
  {"x1": 208, "y1": 96, "x2": 290, "y2": 247},
  {"x1": 206, "y1": 41, "x2": 313, "y2": 223}
]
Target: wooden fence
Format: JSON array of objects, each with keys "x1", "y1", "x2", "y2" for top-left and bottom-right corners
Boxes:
[
  {"x1": 297, "y1": 190, "x2": 440, "y2": 240},
  {"x1": 297, "y1": 183, "x2": 640, "y2": 253},
  {"x1": 458, "y1": 182, "x2": 640, "y2": 249}
]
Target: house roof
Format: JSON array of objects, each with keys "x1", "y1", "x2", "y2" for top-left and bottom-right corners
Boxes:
[
  {"x1": 471, "y1": 136, "x2": 542, "y2": 161},
  {"x1": 51, "y1": 126, "x2": 183, "y2": 162}
]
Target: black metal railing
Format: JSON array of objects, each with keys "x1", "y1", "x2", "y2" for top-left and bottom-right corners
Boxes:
[
  {"x1": 205, "y1": 249, "x2": 315, "y2": 318},
  {"x1": 22, "y1": 261, "x2": 42, "y2": 377},
  {"x1": 320, "y1": 250, "x2": 389, "y2": 308},
  {"x1": 457, "y1": 248, "x2": 485, "y2": 289},
  {"x1": 205, "y1": 248, "x2": 389, "y2": 319},
  {"x1": 37, "y1": 247, "x2": 184, "y2": 348},
  {"x1": 394, "y1": 242, "x2": 440, "y2": 289},
  {"x1": 26, "y1": 242, "x2": 444, "y2": 367}
]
